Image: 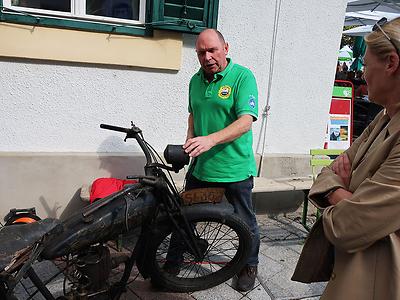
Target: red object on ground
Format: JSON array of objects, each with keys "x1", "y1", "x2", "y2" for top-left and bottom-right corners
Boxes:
[
  {"x1": 12, "y1": 217, "x2": 38, "y2": 224},
  {"x1": 90, "y1": 178, "x2": 137, "y2": 203}
]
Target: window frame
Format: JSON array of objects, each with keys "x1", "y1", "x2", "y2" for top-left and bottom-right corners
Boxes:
[
  {"x1": 0, "y1": 0, "x2": 219, "y2": 37},
  {"x1": 4, "y1": 0, "x2": 76, "y2": 18},
  {"x1": 0, "y1": 0, "x2": 149, "y2": 36},
  {"x1": 151, "y1": 0, "x2": 219, "y2": 34},
  {"x1": 3, "y1": 0, "x2": 147, "y2": 25}
]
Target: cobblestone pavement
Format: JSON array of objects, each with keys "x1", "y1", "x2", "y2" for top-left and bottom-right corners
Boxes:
[{"x1": 13, "y1": 212, "x2": 326, "y2": 300}]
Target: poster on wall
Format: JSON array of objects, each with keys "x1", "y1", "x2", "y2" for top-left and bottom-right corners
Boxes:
[
  {"x1": 324, "y1": 83, "x2": 353, "y2": 150},
  {"x1": 326, "y1": 115, "x2": 350, "y2": 149}
]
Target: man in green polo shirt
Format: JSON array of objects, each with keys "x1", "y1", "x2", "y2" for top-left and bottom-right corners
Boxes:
[{"x1": 183, "y1": 28, "x2": 260, "y2": 292}]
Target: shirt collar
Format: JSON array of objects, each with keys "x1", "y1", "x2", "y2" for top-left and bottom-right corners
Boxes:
[
  {"x1": 216, "y1": 58, "x2": 233, "y2": 78},
  {"x1": 197, "y1": 58, "x2": 233, "y2": 82}
]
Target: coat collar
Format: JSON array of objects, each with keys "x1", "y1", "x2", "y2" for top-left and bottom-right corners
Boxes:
[
  {"x1": 351, "y1": 108, "x2": 400, "y2": 169},
  {"x1": 387, "y1": 109, "x2": 400, "y2": 136},
  {"x1": 352, "y1": 110, "x2": 389, "y2": 168}
]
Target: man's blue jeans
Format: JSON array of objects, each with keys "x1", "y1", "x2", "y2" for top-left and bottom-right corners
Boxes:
[{"x1": 184, "y1": 174, "x2": 260, "y2": 266}]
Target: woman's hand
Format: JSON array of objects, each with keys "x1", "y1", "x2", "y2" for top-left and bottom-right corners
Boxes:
[
  {"x1": 332, "y1": 153, "x2": 351, "y2": 188},
  {"x1": 327, "y1": 188, "x2": 353, "y2": 205},
  {"x1": 328, "y1": 153, "x2": 353, "y2": 205}
]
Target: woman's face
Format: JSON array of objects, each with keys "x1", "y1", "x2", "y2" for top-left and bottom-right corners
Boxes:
[{"x1": 363, "y1": 47, "x2": 388, "y2": 105}]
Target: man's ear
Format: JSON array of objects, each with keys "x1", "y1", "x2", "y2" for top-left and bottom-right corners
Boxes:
[
  {"x1": 386, "y1": 51, "x2": 400, "y2": 75},
  {"x1": 224, "y1": 43, "x2": 229, "y2": 55}
]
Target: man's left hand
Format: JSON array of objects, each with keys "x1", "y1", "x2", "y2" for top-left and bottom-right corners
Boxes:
[{"x1": 183, "y1": 136, "x2": 216, "y2": 157}]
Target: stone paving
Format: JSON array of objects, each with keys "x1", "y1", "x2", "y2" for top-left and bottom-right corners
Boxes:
[{"x1": 14, "y1": 212, "x2": 327, "y2": 300}]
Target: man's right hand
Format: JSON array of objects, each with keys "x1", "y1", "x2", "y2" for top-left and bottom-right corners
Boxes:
[{"x1": 183, "y1": 136, "x2": 216, "y2": 157}]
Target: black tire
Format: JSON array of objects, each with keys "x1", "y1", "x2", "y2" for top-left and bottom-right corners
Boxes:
[{"x1": 147, "y1": 207, "x2": 252, "y2": 292}]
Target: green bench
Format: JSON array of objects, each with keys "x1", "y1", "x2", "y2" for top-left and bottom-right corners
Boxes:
[{"x1": 301, "y1": 149, "x2": 344, "y2": 230}]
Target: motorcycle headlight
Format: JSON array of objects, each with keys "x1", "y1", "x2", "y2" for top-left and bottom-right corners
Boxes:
[{"x1": 163, "y1": 145, "x2": 190, "y2": 172}]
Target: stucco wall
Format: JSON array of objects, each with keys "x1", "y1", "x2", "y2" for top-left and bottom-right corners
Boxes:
[
  {"x1": 263, "y1": 1, "x2": 348, "y2": 153},
  {"x1": 0, "y1": 0, "x2": 347, "y2": 154},
  {"x1": 0, "y1": 1, "x2": 348, "y2": 218}
]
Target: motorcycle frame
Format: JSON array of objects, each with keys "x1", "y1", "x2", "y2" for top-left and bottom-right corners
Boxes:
[{"x1": 0, "y1": 123, "x2": 202, "y2": 300}]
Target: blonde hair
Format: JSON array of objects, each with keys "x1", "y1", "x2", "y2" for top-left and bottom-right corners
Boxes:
[{"x1": 364, "y1": 17, "x2": 400, "y2": 60}]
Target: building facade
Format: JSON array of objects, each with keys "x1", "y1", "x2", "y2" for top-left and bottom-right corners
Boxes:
[{"x1": 0, "y1": 0, "x2": 348, "y2": 218}]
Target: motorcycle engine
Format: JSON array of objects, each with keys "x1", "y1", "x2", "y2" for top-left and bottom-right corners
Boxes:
[{"x1": 64, "y1": 245, "x2": 112, "y2": 299}]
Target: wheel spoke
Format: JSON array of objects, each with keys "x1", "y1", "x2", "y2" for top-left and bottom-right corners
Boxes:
[
  {"x1": 163, "y1": 223, "x2": 239, "y2": 278},
  {"x1": 151, "y1": 214, "x2": 251, "y2": 292}
]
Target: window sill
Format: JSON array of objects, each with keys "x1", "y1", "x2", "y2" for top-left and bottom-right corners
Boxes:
[{"x1": 0, "y1": 21, "x2": 183, "y2": 70}]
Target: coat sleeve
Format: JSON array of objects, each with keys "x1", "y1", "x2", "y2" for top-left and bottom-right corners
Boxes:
[
  {"x1": 308, "y1": 111, "x2": 383, "y2": 208},
  {"x1": 322, "y1": 139, "x2": 400, "y2": 253}
]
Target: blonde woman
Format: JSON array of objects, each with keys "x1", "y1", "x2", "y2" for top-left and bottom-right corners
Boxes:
[{"x1": 293, "y1": 17, "x2": 400, "y2": 300}]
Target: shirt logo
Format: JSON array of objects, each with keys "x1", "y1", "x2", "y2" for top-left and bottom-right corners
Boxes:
[
  {"x1": 249, "y1": 95, "x2": 256, "y2": 109},
  {"x1": 218, "y1": 85, "x2": 232, "y2": 99}
]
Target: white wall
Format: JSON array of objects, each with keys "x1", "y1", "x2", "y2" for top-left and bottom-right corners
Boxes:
[
  {"x1": 263, "y1": 1, "x2": 348, "y2": 153},
  {"x1": 0, "y1": 0, "x2": 347, "y2": 155}
]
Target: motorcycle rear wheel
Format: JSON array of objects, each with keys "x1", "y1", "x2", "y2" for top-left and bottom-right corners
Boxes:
[{"x1": 147, "y1": 208, "x2": 252, "y2": 292}]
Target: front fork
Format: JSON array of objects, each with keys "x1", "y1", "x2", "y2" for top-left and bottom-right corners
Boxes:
[
  {"x1": 1, "y1": 267, "x2": 56, "y2": 300},
  {"x1": 167, "y1": 207, "x2": 203, "y2": 258},
  {"x1": 1, "y1": 241, "x2": 56, "y2": 300},
  {"x1": 112, "y1": 190, "x2": 202, "y2": 295},
  {"x1": 157, "y1": 183, "x2": 203, "y2": 259},
  {"x1": 26, "y1": 267, "x2": 56, "y2": 300}
]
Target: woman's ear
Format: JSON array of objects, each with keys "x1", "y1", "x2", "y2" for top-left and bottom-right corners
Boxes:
[{"x1": 386, "y1": 51, "x2": 400, "y2": 75}]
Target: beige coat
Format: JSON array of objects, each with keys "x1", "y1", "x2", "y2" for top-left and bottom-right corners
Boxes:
[{"x1": 294, "y1": 110, "x2": 400, "y2": 300}]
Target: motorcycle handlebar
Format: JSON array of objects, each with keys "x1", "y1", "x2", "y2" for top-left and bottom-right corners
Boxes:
[
  {"x1": 100, "y1": 123, "x2": 153, "y2": 174},
  {"x1": 100, "y1": 124, "x2": 131, "y2": 133}
]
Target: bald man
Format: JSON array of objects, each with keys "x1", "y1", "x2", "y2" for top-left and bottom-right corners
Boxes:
[{"x1": 184, "y1": 29, "x2": 260, "y2": 292}]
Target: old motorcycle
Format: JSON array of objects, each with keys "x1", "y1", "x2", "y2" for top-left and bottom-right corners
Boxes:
[{"x1": 0, "y1": 123, "x2": 252, "y2": 299}]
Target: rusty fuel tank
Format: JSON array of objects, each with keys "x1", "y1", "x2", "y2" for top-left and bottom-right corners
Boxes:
[{"x1": 41, "y1": 185, "x2": 157, "y2": 259}]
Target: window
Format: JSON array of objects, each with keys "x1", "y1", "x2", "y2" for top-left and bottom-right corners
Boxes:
[
  {"x1": 4, "y1": 0, "x2": 145, "y2": 24},
  {"x1": 10, "y1": 0, "x2": 71, "y2": 13},
  {"x1": 151, "y1": 0, "x2": 219, "y2": 34},
  {"x1": 0, "y1": 0, "x2": 219, "y2": 36}
]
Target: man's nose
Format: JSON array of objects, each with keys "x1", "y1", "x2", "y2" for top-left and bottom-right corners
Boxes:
[{"x1": 205, "y1": 52, "x2": 213, "y2": 61}]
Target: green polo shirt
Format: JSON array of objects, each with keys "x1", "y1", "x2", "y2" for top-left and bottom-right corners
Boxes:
[{"x1": 188, "y1": 58, "x2": 258, "y2": 182}]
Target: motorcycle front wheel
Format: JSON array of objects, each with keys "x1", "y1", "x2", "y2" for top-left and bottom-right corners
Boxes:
[{"x1": 147, "y1": 207, "x2": 252, "y2": 292}]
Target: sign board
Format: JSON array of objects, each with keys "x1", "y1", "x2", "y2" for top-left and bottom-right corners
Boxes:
[{"x1": 324, "y1": 82, "x2": 353, "y2": 149}]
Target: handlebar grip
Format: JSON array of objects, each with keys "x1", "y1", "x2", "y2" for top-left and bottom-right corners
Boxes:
[
  {"x1": 140, "y1": 178, "x2": 156, "y2": 186},
  {"x1": 100, "y1": 124, "x2": 130, "y2": 133}
]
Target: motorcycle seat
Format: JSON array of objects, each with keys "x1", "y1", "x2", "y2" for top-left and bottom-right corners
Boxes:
[{"x1": 0, "y1": 218, "x2": 60, "y2": 272}]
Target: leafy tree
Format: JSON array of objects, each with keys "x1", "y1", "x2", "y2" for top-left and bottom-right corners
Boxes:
[{"x1": 340, "y1": 25, "x2": 359, "y2": 48}]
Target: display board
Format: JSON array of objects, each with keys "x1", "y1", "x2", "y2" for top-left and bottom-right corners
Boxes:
[{"x1": 324, "y1": 81, "x2": 354, "y2": 149}]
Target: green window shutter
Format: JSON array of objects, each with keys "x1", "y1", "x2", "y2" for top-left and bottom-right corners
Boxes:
[{"x1": 150, "y1": 0, "x2": 219, "y2": 34}]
